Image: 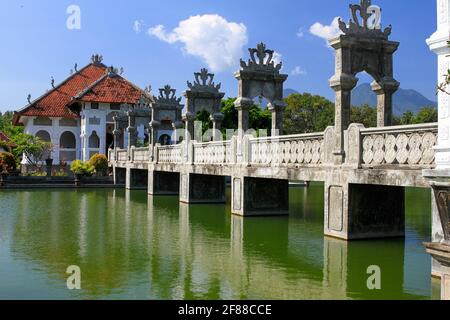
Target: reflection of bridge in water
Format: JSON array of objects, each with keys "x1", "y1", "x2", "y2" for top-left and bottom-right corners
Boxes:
[{"x1": 8, "y1": 189, "x2": 436, "y2": 299}]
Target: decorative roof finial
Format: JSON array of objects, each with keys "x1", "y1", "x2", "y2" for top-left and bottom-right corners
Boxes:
[
  {"x1": 239, "y1": 42, "x2": 283, "y2": 73},
  {"x1": 27, "y1": 94, "x2": 31, "y2": 104},
  {"x1": 107, "y1": 65, "x2": 119, "y2": 76},
  {"x1": 91, "y1": 54, "x2": 103, "y2": 64},
  {"x1": 187, "y1": 68, "x2": 221, "y2": 93},
  {"x1": 156, "y1": 85, "x2": 182, "y2": 104},
  {"x1": 51, "y1": 76, "x2": 55, "y2": 88},
  {"x1": 338, "y1": 0, "x2": 391, "y2": 39},
  {"x1": 74, "y1": 63, "x2": 78, "y2": 72}
]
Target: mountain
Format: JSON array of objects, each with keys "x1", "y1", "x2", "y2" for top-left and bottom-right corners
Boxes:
[
  {"x1": 283, "y1": 88, "x2": 300, "y2": 98},
  {"x1": 351, "y1": 83, "x2": 437, "y2": 115}
]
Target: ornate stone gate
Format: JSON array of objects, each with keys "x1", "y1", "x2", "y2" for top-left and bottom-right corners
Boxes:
[{"x1": 329, "y1": 0, "x2": 400, "y2": 164}]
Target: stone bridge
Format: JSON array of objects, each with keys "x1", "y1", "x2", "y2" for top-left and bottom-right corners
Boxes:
[
  {"x1": 110, "y1": 121, "x2": 438, "y2": 241},
  {"x1": 109, "y1": 1, "x2": 440, "y2": 242}
]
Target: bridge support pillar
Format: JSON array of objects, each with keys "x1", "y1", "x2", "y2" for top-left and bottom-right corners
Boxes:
[
  {"x1": 126, "y1": 168, "x2": 148, "y2": 190},
  {"x1": 148, "y1": 170, "x2": 180, "y2": 195},
  {"x1": 180, "y1": 173, "x2": 226, "y2": 204},
  {"x1": 231, "y1": 176, "x2": 289, "y2": 216},
  {"x1": 113, "y1": 167, "x2": 126, "y2": 185},
  {"x1": 325, "y1": 182, "x2": 405, "y2": 240}
]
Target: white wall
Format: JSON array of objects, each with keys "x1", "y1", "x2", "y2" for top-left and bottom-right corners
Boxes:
[{"x1": 22, "y1": 116, "x2": 80, "y2": 164}]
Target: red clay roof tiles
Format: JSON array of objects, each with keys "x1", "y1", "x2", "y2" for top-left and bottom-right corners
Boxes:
[{"x1": 14, "y1": 62, "x2": 147, "y2": 125}]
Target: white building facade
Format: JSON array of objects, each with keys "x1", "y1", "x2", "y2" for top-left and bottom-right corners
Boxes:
[{"x1": 14, "y1": 55, "x2": 147, "y2": 167}]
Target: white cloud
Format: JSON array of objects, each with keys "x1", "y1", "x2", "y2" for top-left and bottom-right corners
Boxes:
[
  {"x1": 272, "y1": 51, "x2": 282, "y2": 66},
  {"x1": 309, "y1": 17, "x2": 343, "y2": 45},
  {"x1": 297, "y1": 28, "x2": 304, "y2": 38},
  {"x1": 133, "y1": 20, "x2": 144, "y2": 34},
  {"x1": 148, "y1": 14, "x2": 248, "y2": 72},
  {"x1": 291, "y1": 66, "x2": 306, "y2": 76}
]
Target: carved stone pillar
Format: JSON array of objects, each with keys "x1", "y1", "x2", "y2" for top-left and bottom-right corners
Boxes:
[
  {"x1": 269, "y1": 100, "x2": 287, "y2": 136},
  {"x1": 127, "y1": 111, "x2": 137, "y2": 148},
  {"x1": 372, "y1": 78, "x2": 400, "y2": 127},
  {"x1": 149, "y1": 120, "x2": 160, "y2": 147},
  {"x1": 423, "y1": 0, "x2": 450, "y2": 298},
  {"x1": 211, "y1": 113, "x2": 224, "y2": 141},
  {"x1": 184, "y1": 112, "x2": 195, "y2": 143},
  {"x1": 172, "y1": 121, "x2": 184, "y2": 144},
  {"x1": 235, "y1": 97, "x2": 252, "y2": 136},
  {"x1": 330, "y1": 74, "x2": 358, "y2": 164}
]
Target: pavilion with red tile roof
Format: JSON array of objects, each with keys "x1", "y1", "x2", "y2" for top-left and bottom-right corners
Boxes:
[{"x1": 14, "y1": 54, "x2": 149, "y2": 165}]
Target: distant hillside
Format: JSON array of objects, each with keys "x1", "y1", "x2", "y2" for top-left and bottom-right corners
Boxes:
[
  {"x1": 351, "y1": 83, "x2": 437, "y2": 115},
  {"x1": 283, "y1": 88, "x2": 300, "y2": 98}
]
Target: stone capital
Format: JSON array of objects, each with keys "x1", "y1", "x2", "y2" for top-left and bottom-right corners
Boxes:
[
  {"x1": 210, "y1": 113, "x2": 224, "y2": 122},
  {"x1": 150, "y1": 120, "x2": 161, "y2": 129},
  {"x1": 183, "y1": 112, "x2": 195, "y2": 122},
  {"x1": 268, "y1": 100, "x2": 287, "y2": 111},
  {"x1": 371, "y1": 78, "x2": 400, "y2": 95},
  {"x1": 329, "y1": 74, "x2": 358, "y2": 92},
  {"x1": 234, "y1": 97, "x2": 253, "y2": 110}
]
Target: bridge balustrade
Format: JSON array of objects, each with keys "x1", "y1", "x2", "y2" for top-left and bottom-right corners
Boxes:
[
  {"x1": 248, "y1": 133, "x2": 325, "y2": 166},
  {"x1": 157, "y1": 145, "x2": 183, "y2": 164},
  {"x1": 347, "y1": 123, "x2": 438, "y2": 169},
  {"x1": 193, "y1": 141, "x2": 232, "y2": 165}
]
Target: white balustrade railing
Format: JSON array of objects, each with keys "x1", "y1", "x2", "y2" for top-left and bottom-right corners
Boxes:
[
  {"x1": 249, "y1": 133, "x2": 325, "y2": 166},
  {"x1": 111, "y1": 123, "x2": 438, "y2": 170},
  {"x1": 360, "y1": 123, "x2": 438, "y2": 167},
  {"x1": 116, "y1": 149, "x2": 128, "y2": 162},
  {"x1": 157, "y1": 145, "x2": 182, "y2": 163},
  {"x1": 193, "y1": 141, "x2": 232, "y2": 164},
  {"x1": 108, "y1": 149, "x2": 115, "y2": 163},
  {"x1": 132, "y1": 147, "x2": 150, "y2": 163}
]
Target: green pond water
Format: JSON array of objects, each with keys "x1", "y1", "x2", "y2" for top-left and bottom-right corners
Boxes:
[{"x1": 0, "y1": 185, "x2": 441, "y2": 300}]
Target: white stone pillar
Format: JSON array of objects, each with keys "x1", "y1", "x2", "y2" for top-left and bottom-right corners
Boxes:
[
  {"x1": 424, "y1": 0, "x2": 450, "y2": 295},
  {"x1": 427, "y1": 0, "x2": 450, "y2": 169}
]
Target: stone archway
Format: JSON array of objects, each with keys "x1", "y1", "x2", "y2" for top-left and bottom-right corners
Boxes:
[
  {"x1": 150, "y1": 85, "x2": 183, "y2": 147},
  {"x1": 329, "y1": 0, "x2": 400, "y2": 163},
  {"x1": 183, "y1": 69, "x2": 225, "y2": 142},
  {"x1": 234, "y1": 42, "x2": 288, "y2": 136}
]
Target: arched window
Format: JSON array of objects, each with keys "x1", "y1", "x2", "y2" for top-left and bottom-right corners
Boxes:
[
  {"x1": 60, "y1": 131, "x2": 76, "y2": 149},
  {"x1": 158, "y1": 134, "x2": 172, "y2": 146},
  {"x1": 89, "y1": 131, "x2": 100, "y2": 149},
  {"x1": 35, "y1": 130, "x2": 51, "y2": 142}
]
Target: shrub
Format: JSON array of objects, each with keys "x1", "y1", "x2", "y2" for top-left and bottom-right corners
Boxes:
[
  {"x1": 70, "y1": 160, "x2": 95, "y2": 177},
  {"x1": 0, "y1": 140, "x2": 11, "y2": 152},
  {"x1": 0, "y1": 152, "x2": 17, "y2": 174},
  {"x1": 89, "y1": 154, "x2": 108, "y2": 175}
]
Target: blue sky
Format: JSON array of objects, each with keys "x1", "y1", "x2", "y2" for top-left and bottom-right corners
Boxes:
[{"x1": 0, "y1": 0, "x2": 438, "y2": 113}]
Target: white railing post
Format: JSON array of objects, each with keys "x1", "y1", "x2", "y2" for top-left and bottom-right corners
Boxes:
[{"x1": 345, "y1": 123, "x2": 365, "y2": 168}]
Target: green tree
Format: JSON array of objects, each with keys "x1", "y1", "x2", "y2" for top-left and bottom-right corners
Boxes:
[
  {"x1": 11, "y1": 133, "x2": 53, "y2": 166},
  {"x1": 350, "y1": 104, "x2": 377, "y2": 128},
  {"x1": 194, "y1": 98, "x2": 272, "y2": 136},
  {"x1": 283, "y1": 93, "x2": 334, "y2": 134},
  {"x1": 413, "y1": 106, "x2": 437, "y2": 124}
]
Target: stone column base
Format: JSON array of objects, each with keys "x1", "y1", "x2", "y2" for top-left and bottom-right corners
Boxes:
[
  {"x1": 425, "y1": 242, "x2": 450, "y2": 300},
  {"x1": 180, "y1": 173, "x2": 226, "y2": 204},
  {"x1": 148, "y1": 171, "x2": 180, "y2": 195},
  {"x1": 126, "y1": 168, "x2": 148, "y2": 190},
  {"x1": 325, "y1": 182, "x2": 405, "y2": 240},
  {"x1": 231, "y1": 176, "x2": 289, "y2": 216},
  {"x1": 113, "y1": 167, "x2": 126, "y2": 185},
  {"x1": 423, "y1": 169, "x2": 450, "y2": 279}
]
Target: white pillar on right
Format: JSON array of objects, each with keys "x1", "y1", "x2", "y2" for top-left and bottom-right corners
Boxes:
[{"x1": 427, "y1": 0, "x2": 450, "y2": 169}]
